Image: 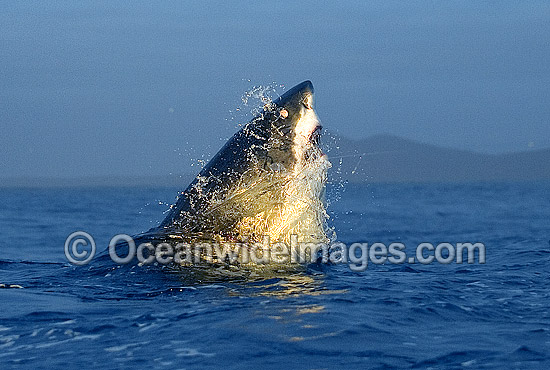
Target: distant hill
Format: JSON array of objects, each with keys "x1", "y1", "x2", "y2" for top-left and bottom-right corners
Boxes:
[
  {"x1": 2, "y1": 134, "x2": 549, "y2": 187},
  {"x1": 325, "y1": 134, "x2": 550, "y2": 183}
]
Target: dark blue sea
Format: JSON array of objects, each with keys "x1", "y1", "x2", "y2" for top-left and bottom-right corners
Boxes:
[{"x1": 1, "y1": 182, "x2": 549, "y2": 369}]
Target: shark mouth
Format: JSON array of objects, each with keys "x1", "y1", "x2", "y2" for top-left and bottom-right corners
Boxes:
[
  {"x1": 293, "y1": 100, "x2": 323, "y2": 163},
  {"x1": 309, "y1": 125, "x2": 322, "y2": 146}
]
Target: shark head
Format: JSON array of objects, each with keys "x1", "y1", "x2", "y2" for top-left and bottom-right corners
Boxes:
[{"x1": 245, "y1": 80, "x2": 323, "y2": 174}]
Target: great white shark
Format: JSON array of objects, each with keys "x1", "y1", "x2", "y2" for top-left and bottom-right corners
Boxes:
[{"x1": 124, "y1": 81, "x2": 331, "y2": 265}]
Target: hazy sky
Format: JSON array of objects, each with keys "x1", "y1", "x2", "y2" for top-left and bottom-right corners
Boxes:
[{"x1": 2, "y1": 1, "x2": 549, "y2": 179}]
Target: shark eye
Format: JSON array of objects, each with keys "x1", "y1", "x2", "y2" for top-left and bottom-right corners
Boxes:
[{"x1": 279, "y1": 109, "x2": 288, "y2": 118}]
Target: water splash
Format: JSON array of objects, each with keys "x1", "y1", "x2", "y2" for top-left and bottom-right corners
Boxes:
[{"x1": 227, "y1": 82, "x2": 286, "y2": 127}]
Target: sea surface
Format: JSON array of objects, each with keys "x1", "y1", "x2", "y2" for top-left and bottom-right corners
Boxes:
[{"x1": 0, "y1": 182, "x2": 549, "y2": 369}]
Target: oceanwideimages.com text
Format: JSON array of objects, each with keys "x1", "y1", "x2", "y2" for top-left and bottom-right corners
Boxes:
[{"x1": 65, "y1": 232, "x2": 486, "y2": 271}]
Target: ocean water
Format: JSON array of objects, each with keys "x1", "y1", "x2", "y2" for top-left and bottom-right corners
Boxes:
[{"x1": 0, "y1": 182, "x2": 549, "y2": 369}]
